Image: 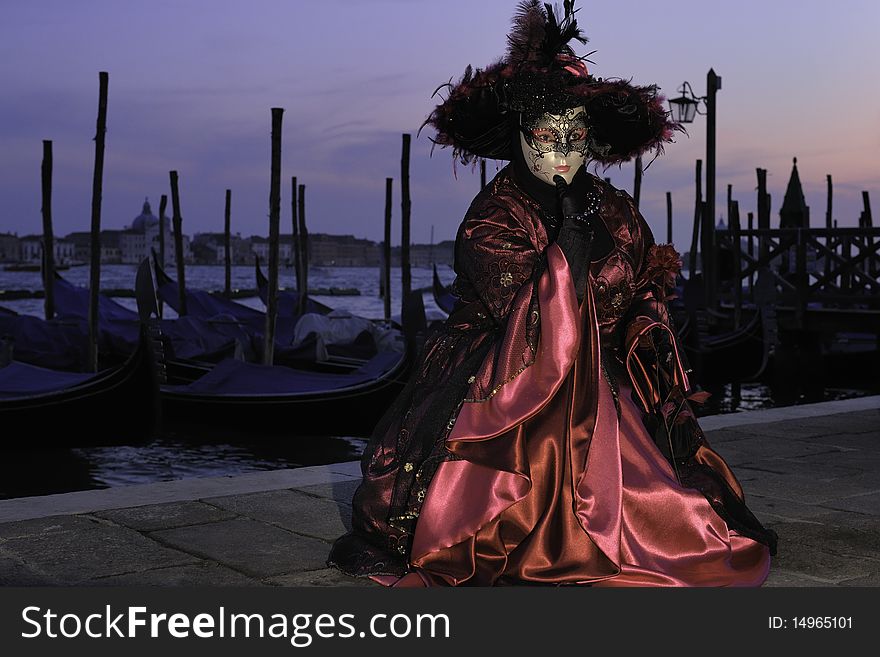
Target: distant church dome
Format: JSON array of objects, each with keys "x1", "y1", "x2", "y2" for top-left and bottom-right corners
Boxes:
[{"x1": 131, "y1": 197, "x2": 166, "y2": 232}]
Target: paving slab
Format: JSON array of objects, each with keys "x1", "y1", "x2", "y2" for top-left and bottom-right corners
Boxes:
[
  {"x1": 699, "y1": 428, "x2": 754, "y2": 444},
  {"x1": 264, "y1": 568, "x2": 378, "y2": 587},
  {"x1": 838, "y1": 572, "x2": 880, "y2": 586},
  {"x1": 292, "y1": 479, "x2": 361, "y2": 506},
  {"x1": 0, "y1": 555, "x2": 57, "y2": 586},
  {"x1": 821, "y1": 491, "x2": 880, "y2": 516},
  {"x1": 204, "y1": 489, "x2": 351, "y2": 542},
  {"x1": 785, "y1": 412, "x2": 880, "y2": 435},
  {"x1": 762, "y1": 567, "x2": 839, "y2": 587},
  {"x1": 734, "y1": 457, "x2": 864, "y2": 481},
  {"x1": 86, "y1": 562, "x2": 264, "y2": 587},
  {"x1": 769, "y1": 516, "x2": 880, "y2": 566},
  {"x1": 743, "y1": 494, "x2": 849, "y2": 525},
  {"x1": 0, "y1": 514, "x2": 103, "y2": 541},
  {"x1": 711, "y1": 436, "x2": 854, "y2": 461},
  {"x1": 790, "y1": 433, "x2": 880, "y2": 452},
  {"x1": 737, "y1": 469, "x2": 880, "y2": 505},
  {"x1": 791, "y1": 448, "x2": 880, "y2": 473},
  {"x1": 769, "y1": 543, "x2": 876, "y2": 584},
  {"x1": 149, "y1": 518, "x2": 330, "y2": 578},
  {"x1": 729, "y1": 421, "x2": 853, "y2": 440},
  {"x1": 0, "y1": 522, "x2": 200, "y2": 584},
  {"x1": 92, "y1": 500, "x2": 238, "y2": 532}
]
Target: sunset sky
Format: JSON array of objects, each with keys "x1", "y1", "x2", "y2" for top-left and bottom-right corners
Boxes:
[{"x1": 1, "y1": 0, "x2": 877, "y2": 250}]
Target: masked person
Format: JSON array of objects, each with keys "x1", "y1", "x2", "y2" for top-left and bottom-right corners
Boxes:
[{"x1": 329, "y1": 0, "x2": 777, "y2": 586}]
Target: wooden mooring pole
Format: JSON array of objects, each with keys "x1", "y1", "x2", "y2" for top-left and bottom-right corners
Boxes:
[
  {"x1": 861, "y1": 191, "x2": 875, "y2": 277},
  {"x1": 665, "y1": 192, "x2": 672, "y2": 245},
  {"x1": 169, "y1": 170, "x2": 187, "y2": 316},
  {"x1": 633, "y1": 155, "x2": 643, "y2": 209},
  {"x1": 88, "y1": 71, "x2": 109, "y2": 372},
  {"x1": 480, "y1": 159, "x2": 487, "y2": 190},
  {"x1": 224, "y1": 189, "x2": 232, "y2": 298},
  {"x1": 756, "y1": 168, "x2": 770, "y2": 264},
  {"x1": 157, "y1": 194, "x2": 167, "y2": 317},
  {"x1": 41, "y1": 139, "x2": 55, "y2": 322},
  {"x1": 730, "y1": 199, "x2": 742, "y2": 329},
  {"x1": 400, "y1": 133, "x2": 412, "y2": 301},
  {"x1": 263, "y1": 108, "x2": 284, "y2": 366},
  {"x1": 296, "y1": 184, "x2": 309, "y2": 317},
  {"x1": 826, "y1": 175, "x2": 833, "y2": 281},
  {"x1": 689, "y1": 159, "x2": 702, "y2": 276},
  {"x1": 383, "y1": 176, "x2": 393, "y2": 322},
  {"x1": 291, "y1": 177, "x2": 300, "y2": 293},
  {"x1": 747, "y1": 211, "x2": 754, "y2": 294},
  {"x1": 704, "y1": 68, "x2": 721, "y2": 309}
]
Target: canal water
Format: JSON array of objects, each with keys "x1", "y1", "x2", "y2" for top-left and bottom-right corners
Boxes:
[{"x1": 0, "y1": 264, "x2": 873, "y2": 499}]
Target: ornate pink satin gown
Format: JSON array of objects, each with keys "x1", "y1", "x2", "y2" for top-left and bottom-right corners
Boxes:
[{"x1": 328, "y1": 166, "x2": 776, "y2": 586}]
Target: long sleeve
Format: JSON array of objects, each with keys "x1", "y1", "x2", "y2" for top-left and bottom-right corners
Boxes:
[
  {"x1": 453, "y1": 203, "x2": 540, "y2": 327},
  {"x1": 624, "y1": 204, "x2": 671, "y2": 344},
  {"x1": 617, "y1": 197, "x2": 707, "y2": 469},
  {"x1": 554, "y1": 217, "x2": 592, "y2": 303},
  {"x1": 621, "y1": 197, "x2": 690, "y2": 413}
]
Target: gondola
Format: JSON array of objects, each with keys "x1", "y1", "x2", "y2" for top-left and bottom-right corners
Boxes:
[
  {"x1": 254, "y1": 256, "x2": 334, "y2": 317},
  {"x1": 677, "y1": 272, "x2": 774, "y2": 386},
  {"x1": 254, "y1": 257, "x2": 391, "y2": 362},
  {"x1": 0, "y1": 305, "x2": 89, "y2": 371},
  {"x1": 678, "y1": 304, "x2": 771, "y2": 386},
  {"x1": 432, "y1": 263, "x2": 457, "y2": 314},
  {"x1": 155, "y1": 258, "x2": 377, "y2": 366},
  {"x1": 0, "y1": 326, "x2": 155, "y2": 445},
  {"x1": 154, "y1": 257, "x2": 267, "y2": 333},
  {"x1": 136, "y1": 257, "x2": 421, "y2": 438},
  {"x1": 49, "y1": 272, "x2": 243, "y2": 368}
]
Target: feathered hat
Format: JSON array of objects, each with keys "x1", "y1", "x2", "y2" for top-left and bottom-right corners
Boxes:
[{"x1": 423, "y1": 0, "x2": 680, "y2": 167}]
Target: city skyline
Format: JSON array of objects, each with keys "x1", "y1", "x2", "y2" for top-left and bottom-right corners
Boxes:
[{"x1": 1, "y1": 1, "x2": 877, "y2": 249}]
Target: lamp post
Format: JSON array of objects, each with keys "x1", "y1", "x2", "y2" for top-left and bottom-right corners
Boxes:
[{"x1": 668, "y1": 70, "x2": 722, "y2": 308}]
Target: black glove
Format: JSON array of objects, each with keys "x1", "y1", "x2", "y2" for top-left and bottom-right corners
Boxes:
[
  {"x1": 553, "y1": 174, "x2": 602, "y2": 230},
  {"x1": 553, "y1": 174, "x2": 600, "y2": 302}
]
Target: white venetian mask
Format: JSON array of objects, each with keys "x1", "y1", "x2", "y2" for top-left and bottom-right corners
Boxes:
[{"x1": 518, "y1": 105, "x2": 588, "y2": 185}]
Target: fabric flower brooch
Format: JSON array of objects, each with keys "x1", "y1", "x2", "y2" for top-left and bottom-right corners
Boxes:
[{"x1": 637, "y1": 243, "x2": 682, "y2": 301}]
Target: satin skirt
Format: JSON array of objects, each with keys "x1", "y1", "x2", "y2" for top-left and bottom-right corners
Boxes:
[{"x1": 385, "y1": 365, "x2": 771, "y2": 587}]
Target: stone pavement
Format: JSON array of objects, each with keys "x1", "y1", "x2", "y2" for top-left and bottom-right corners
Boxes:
[{"x1": 0, "y1": 396, "x2": 878, "y2": 587}]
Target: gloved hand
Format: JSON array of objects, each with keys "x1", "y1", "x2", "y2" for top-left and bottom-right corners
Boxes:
[
  {"x1": 552, "y1": 174, "x2": 598, "y2": 302},
  {"x1": 553, "y1": 174, "x2": 602, "y2": 231}
]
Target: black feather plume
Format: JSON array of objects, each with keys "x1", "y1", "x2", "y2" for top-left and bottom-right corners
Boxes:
[
  {"x1": 507, "y1": 0, "x2": 547, "y2": 66},
  {"x1": 507, "y1": 0, "x2": 587, "y2": 68}
]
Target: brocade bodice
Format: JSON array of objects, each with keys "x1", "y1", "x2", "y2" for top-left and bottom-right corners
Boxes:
[{"x1": 446, "y1": 166, "x2": 656, "y2": 351}]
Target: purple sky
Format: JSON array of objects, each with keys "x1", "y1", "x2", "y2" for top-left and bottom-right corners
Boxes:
[{"x1": 1, "y1": 0, "x2": 878, "y2": 250}]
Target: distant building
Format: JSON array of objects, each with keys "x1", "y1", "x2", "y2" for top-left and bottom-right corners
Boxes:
[
  {"x1": 409, "y1": 240, "x2": 454, "y2": 267},
  {"x1": 17, "y1": 235, "x2": 75, "y2": 265},
  {"x1": 63, "y1": 230, "x2": 123, "y2": 264},
  {"x1": 249, "y1": 234, "x2": 381, "y2": 267},
  {"x1": 19, "y1": 236, "x2": 41, "y2": 263},
  {"x1": 56, "y1": 239, "x2": 75, "y2": 264},
  {"x1": 778, "y1": 158, "x2": 817, "y2": 274},
  {"x1": 307, "y1": 234, "x2": 380, "y2": 267},
  {"x1": 250, "y1": 235, "x2": 293, "y2": 267},
  {"x1": 60, "y1": 198, "x2": 186, "y2": 265},
  {"x1": 779, "y1": 158, "x2": 810, "y2": 229},
  {"x1": 191, "y1": 232, "x2": 253, "y2": 265},
  {"x1": 386, "y1": 240, "x2": 455, "y2": 268},
  {"x1": 0, "y1": 233, "x2": 21, "y2": 262},
  {"x1": 121, "y1": 198, "x2": 182, "y2": 265}
]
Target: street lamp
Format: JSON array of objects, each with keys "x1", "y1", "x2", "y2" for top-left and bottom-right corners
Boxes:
[
  {"x1": 669, "y1": 71, "x2": 722, "y2": 308},
  {"x1": 667, "y1": 81, "x2": 704, "y2": 124}
]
